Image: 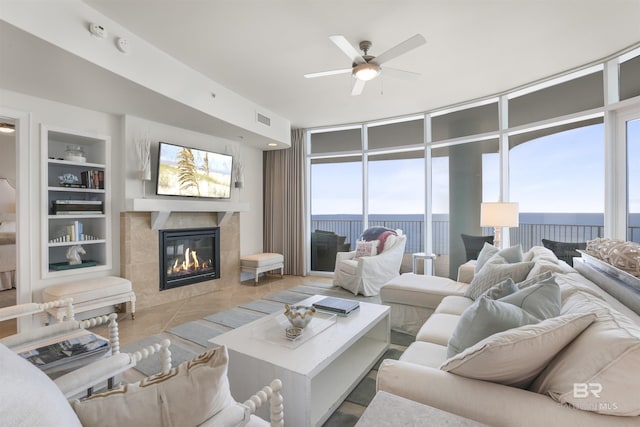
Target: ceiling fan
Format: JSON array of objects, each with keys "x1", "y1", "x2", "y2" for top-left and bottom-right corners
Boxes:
[{"x1": 304, "y1": 34, "x2": 426, "y2": 96}]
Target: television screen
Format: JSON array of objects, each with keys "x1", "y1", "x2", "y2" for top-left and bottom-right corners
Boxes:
[{"x1": 156, "y1": 142, "x2": 233, "y2": 199}]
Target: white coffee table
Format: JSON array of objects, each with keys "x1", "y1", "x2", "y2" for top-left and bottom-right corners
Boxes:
[{"x1": 210, "y1": 294, "x2": 390, "y2": 427}]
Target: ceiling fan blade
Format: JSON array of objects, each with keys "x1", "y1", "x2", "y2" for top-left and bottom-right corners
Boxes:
[
  {"x1": 382, "y1": 67, "x2": 421, "y2": 80},
  {"x1": 304, "y1": 68, "x2": 352, "y2": 79},
  {"x1": 351, "y1": 78, "x2": 366, "y2": 96},
  {"x1": 373, "y1": 34, "x2": 426, "y2": 65},
  {"x1": 329, "y1": 35, "x2": 366, "y2": 65}
]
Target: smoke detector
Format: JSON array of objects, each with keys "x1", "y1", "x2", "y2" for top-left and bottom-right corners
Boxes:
[{"x1": 89, "y1": 23, "x2": 107, "y2": 39}]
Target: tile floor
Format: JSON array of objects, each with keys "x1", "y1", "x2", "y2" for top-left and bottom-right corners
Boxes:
[{"x1": 95, "y1": 274, "x2": 332, "y2": 346}]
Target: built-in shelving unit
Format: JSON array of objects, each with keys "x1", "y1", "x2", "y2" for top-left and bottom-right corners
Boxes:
[{"x1": 41, "y1": 125, "x2": 111, "y2": 278}]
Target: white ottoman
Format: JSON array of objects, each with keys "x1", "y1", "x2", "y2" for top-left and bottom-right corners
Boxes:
[
  {"x1": 241, "y1": 253, "x2": 284, "y2": 284},
  {"x1": 43, "y1": 276, "x2": 136, "y2": 322},
  {"x1": 380, "y1": 273, "x2": 468, "y2": 335}
]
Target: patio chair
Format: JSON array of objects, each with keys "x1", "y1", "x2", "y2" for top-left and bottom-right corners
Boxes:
[
  {"x1": 461, "y1": 234, "x2": 494, "y2": 261},
  {"x1": 541, "y1": 239, "x2": 586, "y2": 267}
]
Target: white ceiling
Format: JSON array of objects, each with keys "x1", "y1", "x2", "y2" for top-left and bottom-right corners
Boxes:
[{"x1": 81, "y1": 0, "x2": 640, "y2": 129}]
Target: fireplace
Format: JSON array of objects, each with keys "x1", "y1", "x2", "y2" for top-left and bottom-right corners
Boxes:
[{"x1": 159, "y1": 227, "x2": 220, "y2": 290}]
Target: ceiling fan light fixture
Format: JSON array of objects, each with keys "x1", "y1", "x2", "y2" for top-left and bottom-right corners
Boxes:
[
  {"x1": 0, "y1": 123, "x2": 15, "y2": 134},
  {"x1": 353, "y1": 63, "x2": 380, "y2": 81}
]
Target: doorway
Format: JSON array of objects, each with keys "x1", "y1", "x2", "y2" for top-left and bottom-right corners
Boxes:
[{"x1": 0, "y1": 117, "x2": 16, "y2": 336}]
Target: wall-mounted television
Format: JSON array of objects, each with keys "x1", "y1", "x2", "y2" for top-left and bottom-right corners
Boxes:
[{"x1": 156, "y1": 141, "x2": 233, "y2": 199}]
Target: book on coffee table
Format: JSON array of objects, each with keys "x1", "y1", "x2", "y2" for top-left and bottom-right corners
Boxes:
[{"x1": 312, "y1": 297, "x2": 360, "y2": 316}]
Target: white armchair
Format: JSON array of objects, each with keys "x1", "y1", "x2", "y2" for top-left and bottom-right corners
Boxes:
[{"x1": 333, "y1": 234, "x2": 407, "y2": 296}]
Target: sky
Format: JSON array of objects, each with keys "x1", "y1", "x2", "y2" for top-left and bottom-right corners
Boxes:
[{"x1": 311, "y1": 121, "x2": 640, "y2": 215}]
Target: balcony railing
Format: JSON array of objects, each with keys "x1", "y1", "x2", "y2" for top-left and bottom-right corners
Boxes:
[{"x1": 311, "y1": 217, "x2": 640, "y2": 255}]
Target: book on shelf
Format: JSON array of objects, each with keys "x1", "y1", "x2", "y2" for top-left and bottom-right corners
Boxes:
[
  {"x1": 80, "y1": 170, "x2": 105, "y2": 189},
  {"x1": 18, "y1": 333, "x2": 110, "y2": 371},
  {"x1": 65, "y1": 220, "x2": 83, "y2": 241},
  {"x1": 312, "y1": 297, "x2": 360, "y2": 316},
  {"x1": 52, "y1": 200, "x2": 103, "y2": 215},
  {"x1": 53, "y1": 200, "x2": 102, "y2": 205},
  {"x1": 54, "y1": 211, "x2": 103, "y2": 216}
]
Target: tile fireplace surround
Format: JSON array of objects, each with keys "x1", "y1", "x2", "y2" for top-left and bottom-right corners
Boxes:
[{"x1": 120, "y1": 212, "x2": 241, "y2": 310}]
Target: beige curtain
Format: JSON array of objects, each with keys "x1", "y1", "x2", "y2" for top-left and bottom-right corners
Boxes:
[{"x1": 263, "y1": 128, "x2": 306, "y2": 275}]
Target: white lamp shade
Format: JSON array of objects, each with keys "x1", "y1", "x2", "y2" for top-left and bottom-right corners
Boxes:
[{"x1": 481, "y1": 202, "x2": 519, "y2": 227}]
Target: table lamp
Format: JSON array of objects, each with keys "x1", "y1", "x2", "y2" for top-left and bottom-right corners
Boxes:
[{"x1": 481, "y1": 202, "x2": 519, "y2": 249}]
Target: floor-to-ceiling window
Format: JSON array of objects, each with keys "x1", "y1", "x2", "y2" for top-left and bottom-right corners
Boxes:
[
  {"x1": 367, "y1": 117, "x2": 425, "y2": 262},
  {"x1": 620, "y1": 53, "x2": 640, "y2": 243},
  {"x1": 507, "y1": 68, "x2": 605, "y2": 250},
  {"x1": 430, "y1": 101, "x2": 500, "y2": 277},
  {"x1": 626, "y1": 118, "x2": 640, "y2": 242},
  {"x1": 306, "y1": 45, "x2": 640, "y2": 278},
  {"x1": 309, "y1": 128, "x2": 362, "y2": 272},
  {"x1": 509, "y1": 121, "x2": 605, "y2": 249}
]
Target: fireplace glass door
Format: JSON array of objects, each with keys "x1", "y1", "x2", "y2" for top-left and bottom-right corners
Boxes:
[{"x1": 159, "y1": 227, "x2": 220, "y2": 290}]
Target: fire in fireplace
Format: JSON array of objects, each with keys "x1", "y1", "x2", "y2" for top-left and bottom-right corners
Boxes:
[{"x1": 159, "y1": 227, "x2": 220, "y2": 290}]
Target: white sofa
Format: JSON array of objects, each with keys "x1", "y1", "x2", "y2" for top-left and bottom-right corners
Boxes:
[{"x1": 378, "y1": 246, "x2": 640, "y2": 426}]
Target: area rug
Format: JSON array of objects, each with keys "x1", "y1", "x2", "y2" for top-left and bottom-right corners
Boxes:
[
  {"x1": 120, "y1": 335, "x2": 199, "y2": 377},
  {"x1": 122, "y1": 283, "x2": 415, "y2": 426},
  {"x1": 203, "y1": 308, "x2": 265, "y2": 329},
  {"x1": 167, "y1": 320, "x2": 225, "y2": 348}
]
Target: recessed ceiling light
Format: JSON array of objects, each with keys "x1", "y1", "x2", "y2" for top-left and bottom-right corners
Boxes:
[
  {"x1": 0, "y1": 123, "x2": 15, "y2": 134},
  {"x1": 267, "y1": 143, "x2": 277, "y2": 147}
]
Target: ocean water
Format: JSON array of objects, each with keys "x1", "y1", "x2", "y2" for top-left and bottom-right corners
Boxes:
[{"x1": 311, "y1": 213, "x2": 639, "y2": 253}]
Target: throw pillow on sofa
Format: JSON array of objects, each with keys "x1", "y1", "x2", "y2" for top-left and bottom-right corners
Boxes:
[
  {"x1": 355, "y1": 240, "x2": 379, "y2": 258},
  {"x1": 359, "y1": 227, "x2": 398, "y2": 254},
  {"x1": 525, "y1": 258, "x2": 574, "y2": 280},
  {"x1": 498, "y1": 275, "x2": 561, "y2": 321},
  {"x1": 516, "y1": 271, "x2": 553, "y2": 290},
  {"x1": 447, "y1": 296, "x2": 540, "y2": 358},
  {"x1": 441, "y1": 311, "x2": 595, "y2": 388},
  {"x1": 464, "y1": 255, "x2": 534, "y2": 300},
  {"x1": 474, "y1": 242, "x2": 499, "y2": 272},
  {"x1": 523, "y1": 246, "x2": 559, "y2": 263},
  {"x1": 474, "y1": 243, "x2": 524, "y2": 273},
  {"x1": 480, "y1": 271, "x2": 555, "y2": 300},
  {"x1": 530, "y1": 292, "x2": 640, "y2": 416},
  {"x1": 480, "y1": 278, "x2": 519, "y2": 300},
  {"x1": 72, "y1": 346, "x2": 241, "y2": 426}
]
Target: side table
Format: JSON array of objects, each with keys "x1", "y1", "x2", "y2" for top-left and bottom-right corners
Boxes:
[
  {"x1": 355, "y1": 391, "x2": 487, "y2": 426},
  {"x1": 412, "y1": 252, "x2": 436, "y2": 275}
]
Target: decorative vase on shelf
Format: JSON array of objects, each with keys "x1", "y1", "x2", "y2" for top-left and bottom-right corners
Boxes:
[
  {"x1": 137, "y1": 168, "x2": 151, "y2": 182},
  {"x1": 64, "y1": 145, "x2": 86, "y2": 163}
]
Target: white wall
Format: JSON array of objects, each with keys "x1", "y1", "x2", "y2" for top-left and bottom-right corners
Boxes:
[
  {"x1": 0, "y1": 89, "x2": 264, "y2": 302},
  {"x1": 1, "y1": 0, "x2": 290, "y2": 147},
  {"x1": 122, "y1": 115, "x2": 264, "y2": 256},
  {"x1": 0, "y1": 89, "x2": 121, "y2": 299}
]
